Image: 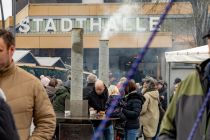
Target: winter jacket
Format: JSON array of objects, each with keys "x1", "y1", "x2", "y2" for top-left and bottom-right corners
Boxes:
[
  {"x1": 123, "y1": 91, "x2": 144, "y2": 130},
  {"x1": 0, "y1": 97, "x2": 19, "y2": 140},
  {"x1": 106, "y1": 95, "x2": 126, "y2": 120},
  {"x1": 88, "y1": 86, "x2": 108, "y2": 112},
  {"x1": 88, "y1": 86, "x2": 109, "y2": 127},
  {"x1": 83, "y1": 83, "x2": 94, "y2": 100},
  {"x1": 0, "y1": 62, "x2": 56, "y2": 140},
  {"x1": 46, "y1": 86, "x2": 58, "y2": 103},
  {"x1": 159, "y1": 58, "x2": 210, "y2": 140},
  {"x1": 53, "y1": 86, "x2": 70, "y2": 113},
  {"x1": 159, "y1": 88, "x2": 168, "y2": 111},
  {"x1": 140, "y1": 90, "x2": 160, "y2": 137}
]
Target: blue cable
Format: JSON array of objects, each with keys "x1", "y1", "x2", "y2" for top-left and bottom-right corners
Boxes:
[
  {"x1": 92, "y1": 1, "x2": 174, "y2": 139},
  {"x1": 187, "y1": 88, "x2": 210, "y2": 140}
]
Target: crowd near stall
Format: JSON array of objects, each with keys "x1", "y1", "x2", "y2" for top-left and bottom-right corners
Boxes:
[{"x1": 0, "y1": 1, "x2": 210, "y2": 138}]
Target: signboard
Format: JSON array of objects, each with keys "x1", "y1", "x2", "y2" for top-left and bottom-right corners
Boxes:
[{"x1": 18, "y1": 16, "x2": 160, "y2": 33}]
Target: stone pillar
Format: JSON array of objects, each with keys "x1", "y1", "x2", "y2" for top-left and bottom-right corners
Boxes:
[
  {"x1": 71, "y1": 28, "x2": 83, "y2": 100},
  {"x1": 99, "y1": 40, "x2": 109, "y2": 86},
  {"x1": 70, "y1": 28, "x2": 88, "y2": 117}
]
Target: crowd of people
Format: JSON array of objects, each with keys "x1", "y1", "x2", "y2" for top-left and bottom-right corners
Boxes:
[
  {"x1": 38, "y1": 72, "x2": 178, "y2": 140},
  {"x1": 36, "y1": 29, "x2": 210, "y2": 140},
  {"x1": 88, "y1": 75, "x2": 182, "y2": 140},
  {"x1": 0, "y1": 29, "x2": 209, "y2": 140}
]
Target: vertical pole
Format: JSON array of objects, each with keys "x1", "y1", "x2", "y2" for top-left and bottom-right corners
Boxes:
[
  {"x1": 70, "y1": 28, "x2": 84, "y2": 101},
  {"x1": 167, "y1": 62, "x2": 171, "y2": 105},
  {"x1": 0, "y1": 0, "x2": 5, "y2": 29},
  {"x1": 12, "y1": 0, "x2": 16, "y2": 38},
  {"x1": 157, "y1": 55, "x2": 161, "y2": 79},
  {"x1": 99, "y1": 40, "x2": 109, "y2": 86}
]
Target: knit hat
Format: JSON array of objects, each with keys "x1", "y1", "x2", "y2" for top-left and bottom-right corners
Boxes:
[{"x1": 40, "y1": 76, "x2": 50, "y2": 87}]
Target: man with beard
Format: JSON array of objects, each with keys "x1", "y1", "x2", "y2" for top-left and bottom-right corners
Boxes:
[{"x1": 0, "y1": 29, "x2": 56, "y2": 140}]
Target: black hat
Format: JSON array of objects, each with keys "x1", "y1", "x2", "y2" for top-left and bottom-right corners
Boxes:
[
  {"x1": 174, "y1": 78, "x2": 181, "y2": 85},
  {"x1": 157, "y1": 80, "x2": 164, "y2": 85},
  {"x1": 202, "y1": 29, "x2": 210, "y2": 39}
]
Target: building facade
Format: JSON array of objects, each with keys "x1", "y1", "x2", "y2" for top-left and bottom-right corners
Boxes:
[{"x1": 4, "y1": 1, "x2": 210, "y2": 83}]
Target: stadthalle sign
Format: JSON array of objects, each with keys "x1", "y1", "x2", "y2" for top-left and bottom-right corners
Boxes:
[{"x1": 18, "y1": 16, "x2": 161, "y2": 33}]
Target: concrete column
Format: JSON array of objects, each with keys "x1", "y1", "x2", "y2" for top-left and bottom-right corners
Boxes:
[
  {"x1": 70, "y1": 28, "x2": 88, "y2": 117},
  {"x1": 99, "y1": 40, "x2": 109, "y2": 86},
  {"x1": 160, "y1": 53, "x2": 166, "y2": 81},
  {"x1": 70, "y1": 28, "x2": 83, "y2": 100}
]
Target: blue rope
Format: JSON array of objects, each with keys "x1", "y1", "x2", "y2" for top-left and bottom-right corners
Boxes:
[
  {"x1": 187, "y1": 88, "x2": 210, "y2": 140},
  {"x1": 92, "y1": 1, "x2": 174, "y2": 140}
]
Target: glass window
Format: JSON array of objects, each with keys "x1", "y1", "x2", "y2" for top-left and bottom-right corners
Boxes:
[
  {"x1": 104, "y1": 0, "x2": 123, "y2": 3},
  {"x1": 30, "y1": 0, "x2": 82, "y2": 3}
]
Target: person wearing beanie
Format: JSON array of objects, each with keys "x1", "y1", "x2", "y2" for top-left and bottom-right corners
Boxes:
[
  {"x1": 40, "y1": 75, "x2": 50, "y2": 88},
  {"x1": 169, "y1": 77, "x2": 182, "y2": 102},
  {"x1": 140, "y1": 76, "x2": 160, "y2": 140}
]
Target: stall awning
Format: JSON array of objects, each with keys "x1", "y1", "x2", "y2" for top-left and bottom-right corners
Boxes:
[
  {"x1": 35, "y1": 57, "x2": 66, "y2": 69},
  {"x1": 13, "y1": 50, "x2": 39, "y2": 65},
  {"x1": 165, "y1": 45, "x2": 209, "y2": 63}
]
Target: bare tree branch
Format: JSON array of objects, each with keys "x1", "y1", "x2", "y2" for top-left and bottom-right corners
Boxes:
[{"x1": 189, "y1": 0, "x2": 209, "y2": 46}]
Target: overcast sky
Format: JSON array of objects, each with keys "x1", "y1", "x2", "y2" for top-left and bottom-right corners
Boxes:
[{"x1": 0, "y1": 0, "x2": 12, "y2": 19}]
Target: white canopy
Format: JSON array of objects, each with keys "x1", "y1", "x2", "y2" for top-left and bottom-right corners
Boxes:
[
  {"x1": 35, "y1": 57, "x2": 61, "y2": 67},
  {"x1": 35, "y1": 57, "x2": 66, "y2": 68},
  {"x1": 165, "y1": 45, "x2": 210, "y2": 63}
]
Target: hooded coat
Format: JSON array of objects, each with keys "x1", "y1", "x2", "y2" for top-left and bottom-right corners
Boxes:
[
  {"x1": 123, "y1": 91, "x2": 145, "y2": 130},
  {"x1": 53, "y1": 80, "x2": 71, "y2": 113},
  {"x1": 140, "y1": 90, "x2": 160, "y2": 137},
  {"x1": 159, "y1": 59, "x2": 210, "y2": 140}
]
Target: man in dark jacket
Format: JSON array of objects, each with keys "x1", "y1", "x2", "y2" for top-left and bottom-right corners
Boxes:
[
  {"x1": 0, "y1": 96, "x2": 19, "y2": 140},
  {"x1": 159, "y1": 32, "x2": 210, "y2": 140},
  {"x1": 88, "y1": 80, "x2": 112, "y2": 140},
  {"x1": 83, "y1": 74, "x2": 97, "y2": 100},
  {"x1": 88, "y1": 80, "x2": 108, "y2": 112}
]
